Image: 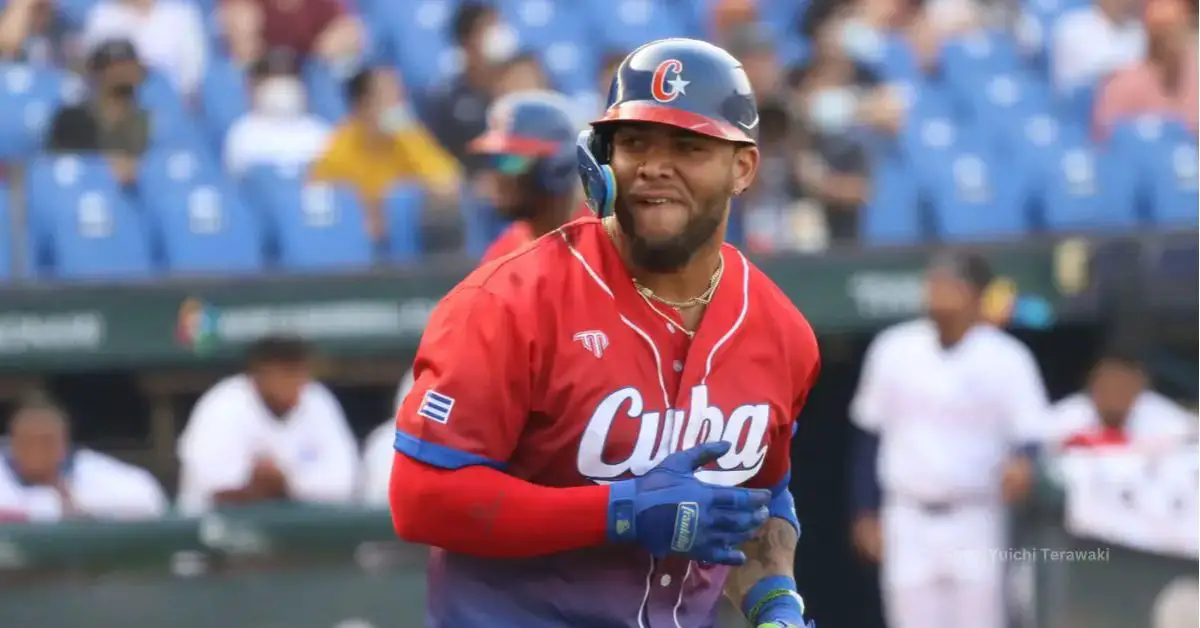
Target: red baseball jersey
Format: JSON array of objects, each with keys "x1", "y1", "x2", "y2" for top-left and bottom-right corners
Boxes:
[{"x1": 395, "y1": 216, "x2": 820, "y2": 627}]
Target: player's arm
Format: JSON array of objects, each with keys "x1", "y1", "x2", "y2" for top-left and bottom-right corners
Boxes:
[
  {"x1": 726, "y1": 337, "x2": 821, "y2": 628},
  {"x1": 1000, "y1": 344, "x2": 1052, "y2": 502},
  {"x1": 390, "y1": 286, "x2": 769, "y2": 562}
]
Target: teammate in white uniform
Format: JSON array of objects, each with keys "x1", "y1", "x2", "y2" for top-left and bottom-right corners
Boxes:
[
  {"x1": 0, "y1": 395, "x2": 167, "y2": 522},
  {"x1": 849, "y1": 252, "x2": 1050, "y2": 628},
  {"x1": 177, "y1": 336, "x2": 359, "y2": 516},
  {"x1": 359, "y1": 368, "x2": 415, "y2": 507}
]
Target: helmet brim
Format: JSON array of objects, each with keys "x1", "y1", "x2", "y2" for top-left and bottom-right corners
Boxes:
[
  {"x1": 591, "y1": 101, "x2": 756, "y2": 144},
  {"x1": 468, "y1": 132, "x2": 562, "y2": 156}
]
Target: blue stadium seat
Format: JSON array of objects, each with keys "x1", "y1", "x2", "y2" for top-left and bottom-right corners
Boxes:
[
  {"x1": 25, "y1": 154, "x2": 121, "y2": 256},
  {"x1": 200, "y1": 56, "x2": 250, "y2": 150},
  {"x1": 0, "y1": 185, "x2": 10, "y2": 281},
  {"x1": 1036, "y1": 143, "x2": 1138, "y2": 232},
  {"x1": 0, "y1": 64, "x2": 75, "y2": 159},
  {"x1": 138, "y1": 149, "x2": 265, "y2": 274},
  {"x1": 46, "y1": 186, "x2": 153, "y2": 280},
  {"x1": 383, "y1": 184, "x2": 427, "y2": 263},
  {"x1": 1145, "y1": 138, "x2": 1199, "y2": 228},
  {"x1": 273, "y1": 183, "x2": 373, "y2": 270},
  {"x1": 303, "y1": 60, "x2": 349, "y2": 122},
  {"x1": 939, "y1": 30, "x2": 1022, "y2": 96},
  {"x1": 861, "y1": 155, "x2": 923, "y2": 245},
  {"x1": 924, "y1": 144, "x2": 1032, "y2": 241},
  {"x1": 1107, "y1": 116, "x2": 1198, "y2": 227},
  {"x1": 583, "y1": 0, "x2": 686, "y2": 52},
  {"x1": 962, "y1": 73, "x2": 1052, "y2": 150},
  {"x1": 138, "y1": 70, "x2": 186, "y2": 118},
  {"x1": 386, "y1": 0, "x2": 461, "y2": 90},
  {"x1": 497, "y1": 0, "x2": 597, "y2": 93},
  {"x1": 458, "y1": 188, "x2": 504, "y2": 259}
]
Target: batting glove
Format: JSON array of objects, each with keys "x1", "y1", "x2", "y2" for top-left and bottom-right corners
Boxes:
[{"x1": 607, "y1": 441, "x2": 771, "y2": 565}]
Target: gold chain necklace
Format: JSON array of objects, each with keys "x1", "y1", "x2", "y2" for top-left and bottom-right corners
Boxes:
[{"x1": 602, "y1": 217, "x2": 725, "y2": 337}]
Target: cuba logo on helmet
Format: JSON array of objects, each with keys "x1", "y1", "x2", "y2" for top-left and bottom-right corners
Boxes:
[{"x1": 650, "y1": 59, "x2": 690, "y2": 104}]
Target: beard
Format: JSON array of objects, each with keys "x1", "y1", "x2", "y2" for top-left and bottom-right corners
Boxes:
[{"x1": 613, "y1": 194, "x2": 727, "y2": 273}]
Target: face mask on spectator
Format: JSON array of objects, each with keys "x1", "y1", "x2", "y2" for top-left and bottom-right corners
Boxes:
[
  {"x1": 256, "y1": 77, "x2": 305, "y2": 117},
  {"x1": 480, "y1": 22, "x2": 519, "y2": 64},
  {"x1": 807, "y1": 88, "x2": 858, "y2": 134},
  {"x1": 839, "y1": 20, "x2": 885, "y2": 63},
  {"x1": 378, "y1": 103, "x2": 416, "y2": 134}
]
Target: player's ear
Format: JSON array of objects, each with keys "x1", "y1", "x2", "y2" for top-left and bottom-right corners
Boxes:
[{"x1": 731, "y1": 145, "x2": 758, "y2": 196}]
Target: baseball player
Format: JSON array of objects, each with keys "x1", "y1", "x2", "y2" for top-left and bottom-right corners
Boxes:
[
  {"x1": 849, "y1": 252, "x2": 1050, "y2": 628},
  {"x1": 469, "y1": 90, "x2": 591, "y2": 264},
  {"x1": 390, "y1": 38, "x2": 820, "y2": 628}
]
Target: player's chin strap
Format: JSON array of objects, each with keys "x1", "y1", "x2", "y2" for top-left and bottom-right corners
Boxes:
[{"x1": 576, "y1": 130, "x2": 616, "y2": 218}]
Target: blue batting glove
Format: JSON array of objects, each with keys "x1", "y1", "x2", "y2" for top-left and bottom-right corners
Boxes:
[
  {"x1": 757, "y1": 622, "x2": 815, "y2": 628},
  {"x1": 607, "y1": 441, "x2": 771, "y2": 565}
]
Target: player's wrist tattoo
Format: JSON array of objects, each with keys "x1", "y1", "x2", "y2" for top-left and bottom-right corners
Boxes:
[{"x1": 724, "y1": 517, "x2": 798, "y2": 608}]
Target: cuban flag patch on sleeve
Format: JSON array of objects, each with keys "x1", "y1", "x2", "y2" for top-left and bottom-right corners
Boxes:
[{"x1": 417, "y1": 390, "x2": 455, "y2": 424}]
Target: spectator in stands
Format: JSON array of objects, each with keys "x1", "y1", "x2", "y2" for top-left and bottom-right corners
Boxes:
[
  {"x1": 0, "y1": 0, "x2": 76, "y2": 66},
  {"x1": 224, "y1": 48, "x2": 331, "y2": 178},
  {"x1": 725, "y1": 23, "x2": 784, "y2": 104},
  {"x1": 1045, "y1": 349, "x2": 1197, "y2": 450},
  {"x1": 494, "y1": 52, "x2": 550, "y2": 97},
  {"x1": 423, "y1": 2, "x2": 519, "y2": 173},
  {"x1": 0, "y1": 393, "x2": 167, "y2": 523},
  {"x1": 176, "y1": 335, "x2": 359, "y2": 516},
  {"x1": 219, "y1": 0, "x2": 365, "y2": 71},
  {"x1": 81, "y1": 0, "x2": 207, "y2": 99},
  {"x1": 789, "y1": 6, "x2": 904, "y2": 247},
  {"x1": 46, "y1": 38, "x2": 149, "y2": 187},
  {"x1": 1051, "y1": 0, "x2": 1145, "y2": 96},
  {"x1": 1093, "y1": 0, "x2": 1197, "y2": 139},
  {"x1": 309, "y1": 66, "x2": 461, "y2": 246}
]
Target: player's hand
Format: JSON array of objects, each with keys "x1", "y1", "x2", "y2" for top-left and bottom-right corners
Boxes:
[
  {"x1": 851, "y1": 513, "x2": 882, "y2": 563},
  {"x1": 1001, "y1": 455, "x2": 1034, "y2": 503},
  {"x1": 607, "y1": 441, "x2": 771, "y2": 566}
]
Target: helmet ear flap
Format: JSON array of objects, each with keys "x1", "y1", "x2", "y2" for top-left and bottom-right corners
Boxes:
[{"x1": 576, "y1": 130, "x2": 616, "y2": 217}]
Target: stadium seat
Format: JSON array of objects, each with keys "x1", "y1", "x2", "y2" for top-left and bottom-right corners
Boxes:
[
  {"x1": 382, "y1": 184, "x2": 427, "y2": 263},
  {"x1": 272, "y1": 183, "x2": 373, "y2": 271},
  {"x1": 46, "y1": 186, "x2": 154, "y2": 280},
  {"x1": 0, "y1": 185, "x2": 10, "y2": 281},
  {"x1": 25, "y1": 154, "x2": 122, "y2": 256},
  {"x1": 200, "y1": 56, "x2": 251, "y2": 150},
  {"x1": 962, "y1": 72, "x2": 1052, "y2": 150},
  {"x1": 458, "y1": 188, "x2": 506, "y2": 259},
  {"x1": 0, "y1": 64, "x2": 75, "y2": 159},
  {"x1": 496, "y1": 0, "x2": 596, "y2": 94},
  {"x1": 303, "y1": 60, "x2": 350, "y2": 122},
  {"x1": 138, "y1": 149, "x2": 265, "y2": 274},
  {"x1": 924, "y1": 144, "x2": 1032, "y2": 241},
  {"x1": 386, "y1": 0, "x2": 461, "y2": 90},
  {"x1": 861, "y1": 155, "x2": 923, "y2": 245},
  {"x1": 939, "y1": 30, "x2": 1023, "y2": 96},
  {"x1": 583, "y1": 0, "x2": 686, "y2": 52},
  {"x1": 1036, "y1": 143, "x2": 1138, "y2": 232},
  {"x1": 1108, "y1": 116, "x2": 1198, "y2": 227}
]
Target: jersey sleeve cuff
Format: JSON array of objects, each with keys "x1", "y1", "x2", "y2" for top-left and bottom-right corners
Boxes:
[{"x1": 393, "y1": 431, "x2": 506, "y2": 470}]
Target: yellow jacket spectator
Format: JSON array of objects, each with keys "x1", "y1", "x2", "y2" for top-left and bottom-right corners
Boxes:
[{"x1": 310, "y1": 67, "x2": 461, "y2": 242}]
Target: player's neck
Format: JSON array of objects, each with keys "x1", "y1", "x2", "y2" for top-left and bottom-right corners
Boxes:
[
  {"x1": 609, "y1": 219, "x2": 725, "y2": 304},
  {"x1": 935, "y1": 317, "x2": 979, "y2": 349},
  {"x1": 529, "y1": 198, "x2": 576, "y2": 238}
]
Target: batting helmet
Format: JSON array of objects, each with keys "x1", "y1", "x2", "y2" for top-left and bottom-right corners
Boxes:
[
  {"x1": 469, "y1": 90, "x2": 580, "y2": 196},
  {"x1": 577, "y1": 38, "x2": 759, "y2": 216}
]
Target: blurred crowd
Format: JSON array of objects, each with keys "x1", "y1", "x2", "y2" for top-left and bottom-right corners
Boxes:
[{"x1": 0, "y1": 0, "x2": 1194, "y2": 280}]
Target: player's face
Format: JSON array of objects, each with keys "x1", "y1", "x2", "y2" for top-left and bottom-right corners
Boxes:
[
  {"x1": 9, "y1": 412, "x2": 68, "y2": 483},
  {"x1": 478, "y1": 154, "x2": 539, "y2": 220},
  {"x1": 608, "y1": 123, "x2": 758, "y2": 271},
  {"x1": 252, "y1": 361, "x2": 312, "y2": 415},
  {"x1": 924, "y1": 268, "x2": 974, "y2": 322},
  {"x1": 1088, "y1": 361, "x2": 1145, "y2": 428}
]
